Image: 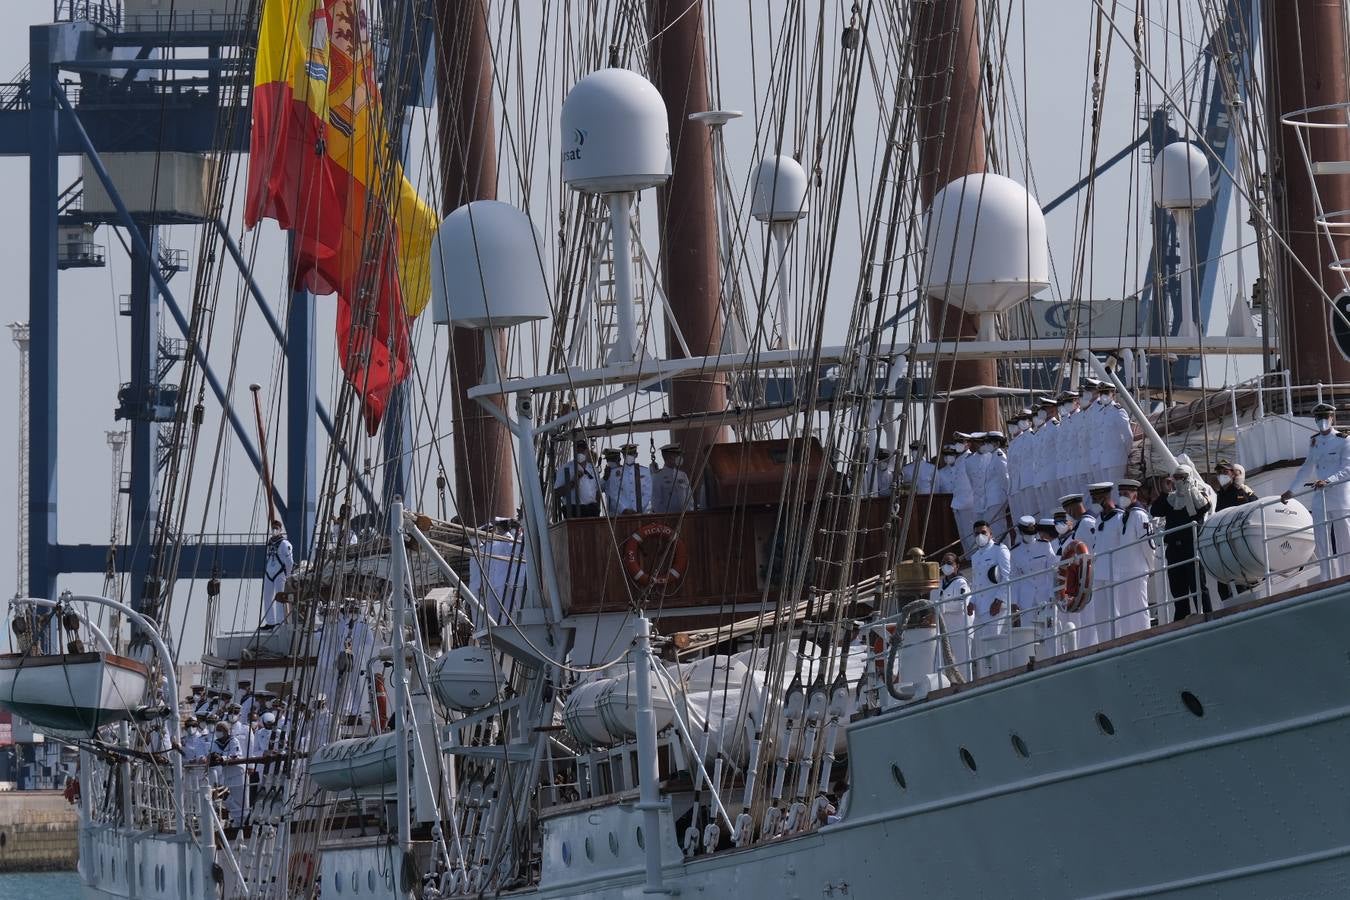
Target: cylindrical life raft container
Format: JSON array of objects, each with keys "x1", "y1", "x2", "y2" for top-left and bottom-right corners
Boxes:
[{"x1": 1196, "y1": 496, "x2": 1315, "y2": 584}]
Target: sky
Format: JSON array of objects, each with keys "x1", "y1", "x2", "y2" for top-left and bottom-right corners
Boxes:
[{"x1": 0, "y1": 0, "x2": 1260, "y2": 660}]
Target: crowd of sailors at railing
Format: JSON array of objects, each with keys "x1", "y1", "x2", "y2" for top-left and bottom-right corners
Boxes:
[{"x1": 553, "y1": 438, "x2": 703, "y2": 517}]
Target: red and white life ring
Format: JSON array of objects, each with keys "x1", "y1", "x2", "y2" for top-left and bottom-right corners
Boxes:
[
  {"x1": 1058, "y1": 540, "x2": 1093, "y2": 613},
  {"x1": 621, "y1": 522, "x2": 689, "y2": 591}
]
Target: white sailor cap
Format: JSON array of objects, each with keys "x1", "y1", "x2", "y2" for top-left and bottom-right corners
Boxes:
[
  {"x1": 1037, "y1": 518, "x2": 1057, "y2": 528},
  {"x1": 261, "y1": 712, "x2": 276, "y2": 725},
  {"x1": 1017, "y1": 515, "x2": 1036, "y2": 528},
  {"x1": 1087, "y1": 481, "x2": 1115, "y2": 493},
  {"x1": 1059, "y1": 493, "x2": 1084, "y2": 508}
]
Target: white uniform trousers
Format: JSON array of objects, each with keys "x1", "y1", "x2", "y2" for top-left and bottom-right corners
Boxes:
[
  {"x1": 262, "y1": 574, "x2": 287, "y2": 626},
  {"x1": 1111, "y1": 564, "x2": 1152, "y2": 636},
  {"x1": 939, "y1": 609, "x2": 974, "y2": 681}
]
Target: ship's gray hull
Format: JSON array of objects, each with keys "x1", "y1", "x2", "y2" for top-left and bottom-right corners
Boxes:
[{"x1": 83, "y1": 576, "x2": 1350, "y2": 899}]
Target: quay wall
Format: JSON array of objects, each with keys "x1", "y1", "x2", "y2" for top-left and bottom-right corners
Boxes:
[{"x1": 0, "y1": 790, "x2": 77, "y2": 871}]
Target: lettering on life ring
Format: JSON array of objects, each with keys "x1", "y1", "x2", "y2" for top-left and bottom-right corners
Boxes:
[
  {"x1": 621, "y1": 522, "x2": 689, "y2": 592},
  {"x1": 1058, "y1": 540, "x2": 1093, "y2": 613}
]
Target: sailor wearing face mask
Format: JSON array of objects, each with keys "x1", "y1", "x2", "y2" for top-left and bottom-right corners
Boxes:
[
  {"x1": 208, "y1": 721, "x2": 248, "y2": 827},
  {"x1": 261, "y1": 519, "x2": 293, "y2": 628},
  {"x1": 900, "y1": 441, "x2": 937, "y2": 493},
  {"x1": 652, "y1": 443, "x2": 696, "y2": 513},
  {"x1": 865, "y1": 446, "x2": 895, "y2": 497},
  {"x1": 1214, "y1": 461, "x2": 1258, "y2": 602},
  {"x1": 978, "y1": 432, "x2": 1011, "y2": 537},
  {"x1": 1010, "y1": 516, "x2": 1058, "y2": 648},
  {"x1": 1031, "y1": 396, "x2": 1062, "y2": 517},
  {"x1": 934, "y1": 444, "x2": 961, "y2": 495},
  {"x1": 968, "y1": 521, "x2": 1012, "y2": 645},
  {"x1": 606, "y1": 442, "x2": 653, "y2": 515},
  {"x1": 949, "y1": 434, "x2": 977, "y2": 553},
  {"x1": 1107, "y1": 479, "x2": 1155, "y2": 636},
  {"x1": 931, "y1": 552, "x2": 974, "y2": 680},
  {"x1": 1052, "y1": 391, "x2": 1081, "y2": 502},
  {"x1": 554, "y1": 438, "x2": 601, "y2": 517},
  {"x1": 1083, "y1": 482, "x2": 1122, "y2": 640},
  {"x1": 1091, "y1": 381, "x2": 1134, "y2": 489},
  {"x1": 1059, "y1": 493, "x2": 1099, "y2": 649},
  {"x1": 1006, "y1": 410, "x2": 1034, "y2": 521},
  {"x1": 1281, "y1": 403, "x2": 1350, "y2": 578},
  {"x1": 1151, "y1": 466, "x2": 1214, "y2": 618}
]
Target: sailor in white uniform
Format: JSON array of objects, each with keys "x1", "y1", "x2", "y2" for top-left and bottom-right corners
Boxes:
[
  {"x1": 1091, "y1": 382, "x2": 1134, "y2": 489},
  {"x1": 1029, "y1": 397, "x2": 1062, "y2": 518},
  {"x1": 968, "y1": 520, "x2": 1012, "y2": 640},
  {"x1": 1282, "y1": 402, "x2": 1350, "y2": 578},
  {"x1": 1006, "y1": 410, "x2": 1033, "y2": 521},
  {"x1": 931, "y1": 551, "x2": 973, "y2": 680},
  {"x1": 606, "y1": 443, "x2": 653, "y2": 514},
  {"x1": 208, "y1": 721, "x2": 247, "y2": 827},
  {"x1": 949, "y1": 434, "x2": 977, "y2": 553},
  {"x1": 864, "y1": 446, "x2": 895, "y2": 497},
  {"x1": 652, "y1": 443, "x2": 696, "y2": 513},
  {"x1": 899, "y1": 441, "x2": 936, "y2": 492},
  {"x1": 1107, "y1": 478, "x2": 1156, "y2": 636},
  {"x1": 1060, "y1": 492, "x2": 1099, "y2": 650},
  {"x1": 934, "y1": 444, "x2": 961, "y2": 495},
  {"x1": 261, "y1": 520, "x2": 293, "y2": 627},
  {"x1": 1010, "y1": 516, "x2": 1059, "y2": 650},
  {"x1": 554, "y1": 438, "x2": 602, "y2": 517},
  {"x1": 1053, "y1": 391, "x2": 1082, "y2": 502},
  {"x1": 1083, "y1": 482, "x2": 1121, "y2": 641},
  {"x1": 977, "y1": 432, "x2": 1011, "y2": 538}
]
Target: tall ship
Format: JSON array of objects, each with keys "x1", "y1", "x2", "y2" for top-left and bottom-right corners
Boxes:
[{"x1": 3, "y1": 0, "x2": 1350, "y2": 897}]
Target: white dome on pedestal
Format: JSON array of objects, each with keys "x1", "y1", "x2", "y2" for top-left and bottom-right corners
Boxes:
[
  {"x1": 430, "y1": 200, "x2": 551, "y2": 328},
  {"x1": 561, "y1": 68, "x2": 671, "y2": 194},
  {"x1": 923, "y1": 173, "x2": 1049, "y2": 314},
  {"x1": 1152, "y1": 141, "x2": 1212, "y2": 209},
  {"x1": 751, "y1": 155, "x2": 809, "y2": 223}
]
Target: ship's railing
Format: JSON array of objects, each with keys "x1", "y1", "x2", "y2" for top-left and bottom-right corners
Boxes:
[{"x1": 876, "y1": 491, "x2": 1346, "y2": 695}]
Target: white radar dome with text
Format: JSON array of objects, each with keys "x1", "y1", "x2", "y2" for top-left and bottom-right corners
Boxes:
[{"x1": 561, "y1": 68, "x2": 671, "y2": 194}]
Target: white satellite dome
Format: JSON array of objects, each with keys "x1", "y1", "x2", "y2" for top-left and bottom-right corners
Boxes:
[
  {"x1": 751, "y1": 155, "x2": 809, "y2": 223},
  {"x1": 923, "y1": 173, "x2": 1049, "y2": 314},
  {"x1": 561, "y1": 68, "x2": 671, "y2": 194},
  {"x1": 1152, "y1": 141, "x2": 1212, "y2": 209},
  {"x1": 430, "y1": 200, "x2": 551, "y2": 328}
]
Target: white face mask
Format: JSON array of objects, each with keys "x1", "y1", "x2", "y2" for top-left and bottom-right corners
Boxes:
[
  {"x1": 942, "y1": 454, "x2": 956, "y2": 465},
  {"x1": 624, "y1": 454, "x2": 638, "y2": 465},
  {"x1": 227, "y1": 714, "x2": 238, "y2": 724},
  {"x1": 575, "y1": 452, "x2": 588, "y2": 464},
  {"x1": 1217, "y1": 474, "x2": 1232, "y2": 487},
  {"x1": 1017, "y1": 419, "x2": 1030, "y2": 432},
  {"x1": 955, "y1": 443, "x2": 968, "y2": 454},
  {"x1": 1317, "y1": 418, "x2": 1332, "y2": 434},
  {"x1": 1034, "y1": 411, "x2": 1047, "y2": 426},
  {"x1": 974, "y1": 533, "x2": 991, "y2": 548},
  {"x1": 1059, "y1": 403, "x2": 1075, "y2": 417},
  {"x1": 1054, "y1": 521, "x2": 1070, "y2": 536},
  {"x1": 978, "y1": 443, "x2": 994, "y2": 455},
  {"x1": 1089, "y1": 501, "x2": 1103, "y2": 516},
  {"x1": 1080, "y1": 391, "x2": 1095, "y2": 406},
  {"x1": 1097, "y1": 394, "x2": 1111, "y2": 406},
  {"x1": 940, "y1": 563, "x2": 955, "y2": 576}
]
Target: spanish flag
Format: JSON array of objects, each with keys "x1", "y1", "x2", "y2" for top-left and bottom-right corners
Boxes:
[{"x1": 245, "y1": 0, "x2": 436, "y2": 434}]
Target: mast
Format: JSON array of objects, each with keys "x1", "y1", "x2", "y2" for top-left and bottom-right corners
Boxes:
[
  {"x1": 437, "y1": 0, "x2": 515, "y2": 525},
  {"x1": 913, "y1": 0, "x2": 998, "y2": 438},
  {"x1": 1263, "y1": 0, "x2": 1350, "y2": 385},
  {"x1": 648, "y1": 0, "x2": 728, "y2": 462}
]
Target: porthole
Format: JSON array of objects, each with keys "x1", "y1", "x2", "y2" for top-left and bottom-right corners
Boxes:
[
  {"x1": 959, "y1": 747, "x2": 977, "y2": 772},
  {"x1": 1181, "y1": 691, "x2": 1204, "y2": 717},
  {"x1": 190, "y1": 868, "x2": 196, "y2": 892},
  {"x1": 1011, "y1": 733, "x2": 1030, "y2": 758},
  {"x1": 561, "y1": 841, "x2": 571, "y2": 866},
  {"x1": 608, "y1": 831, "x2": 620, "y2": 855},
  {"x1": 334, "y1": 868, "x2": 343, "y2": 893},
  {"x1": 891, "y1": 763, "x2": 907, "y2": 790},
  {"x1": 584, "y1": 836, "x2": 595, "y2": 861},
  {"x1": 352, "y1": 869, "x2": 360, "y2": 893},
  {"x1": 1096, "y1": 712, "x2": 1116, "y2": 736},
  {"x1": 635, "y1": 827, "x2": 645, "y2": 850},
  {"x1": 139, "y1": 861, "x2": 145, "y2": 886},
  {"x1": 368, "y1": 869, "x2": 376, "y2": 891},
  {"x1": 111, "y1": 857, "x2": 116, "y2": 879}
]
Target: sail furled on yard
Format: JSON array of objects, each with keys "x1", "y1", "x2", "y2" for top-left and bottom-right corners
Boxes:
[{"x1": 245, "y1": 0, "x2": 436, "y2": 434}]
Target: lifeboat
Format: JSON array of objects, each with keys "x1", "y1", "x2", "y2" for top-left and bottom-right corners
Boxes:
[
  {"x1": 0, "y1": 651, "x2": 148, "y2": 735},
  {"x1": 212, "y1": 623, "x2": 309, "y2": 662},
  {"x1": 309, "y1": 732, "x2": 400, "y2": 790}
]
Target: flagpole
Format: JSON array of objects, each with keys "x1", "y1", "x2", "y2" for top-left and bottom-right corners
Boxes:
[{"x1": 250, "y1": 383, "x2": 277, "y2": 528}]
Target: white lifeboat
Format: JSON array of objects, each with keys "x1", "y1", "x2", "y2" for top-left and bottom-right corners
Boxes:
[
  {"x1": 0, "y1": 651, "x2": 148, "y2": 736},
  {"x1": 308, "y1": 731, "x2": 401, "y2": 791}
]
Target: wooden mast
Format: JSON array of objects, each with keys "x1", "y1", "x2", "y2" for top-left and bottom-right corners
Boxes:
[
  {"x1": 648, "y1": 0, "x2": 729, "y2": 465},
  {"x1": 1263, "y1": 0, "x2": 1350, "y2": 386},
  {"x1": 913, "y1": 0, "x2": 998, "y2": 439},
  {"x1": 436, "y1": 0, "x2": 515, "y2": 525}
]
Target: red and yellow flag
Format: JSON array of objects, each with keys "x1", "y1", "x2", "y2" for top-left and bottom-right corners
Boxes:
[{"x1": 245, "y1": 0, "x2": 436, "y2": 434}]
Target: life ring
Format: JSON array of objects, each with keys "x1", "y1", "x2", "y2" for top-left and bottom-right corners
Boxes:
[
  {"x1": 621, "y1": 522, "x2": 689, "y2": 591},
  {"x1": 1058, "y1": 540, "x2": 1093, "y2": 613},
  {"x1": 373, "y1": 672, "x2": 389, "y2": 731}
]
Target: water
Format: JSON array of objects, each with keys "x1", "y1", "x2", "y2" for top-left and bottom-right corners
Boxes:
[{"x1": 0, "y1": 871, "x2": 80, "y2": 898}]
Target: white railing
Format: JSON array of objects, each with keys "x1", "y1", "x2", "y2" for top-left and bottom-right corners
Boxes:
[{"x1": 877, "y1": 490, "x2": 1347, "y2": 695}]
